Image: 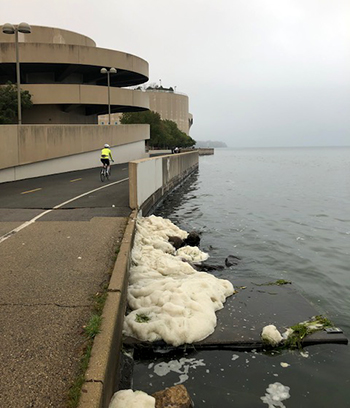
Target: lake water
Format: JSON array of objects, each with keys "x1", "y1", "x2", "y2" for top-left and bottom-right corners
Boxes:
[{"x1": 132, "y1": 147, "x2": 350, "y2": 407}]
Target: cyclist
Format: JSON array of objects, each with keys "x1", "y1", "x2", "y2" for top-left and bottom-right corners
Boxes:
[{"x1": 100, "y1": 143, "x2": 114, "y2": 175}]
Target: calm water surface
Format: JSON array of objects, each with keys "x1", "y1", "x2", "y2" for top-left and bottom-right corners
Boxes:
[{"x1": 133, "y1": 147, "x2": 350, "y2": 407}]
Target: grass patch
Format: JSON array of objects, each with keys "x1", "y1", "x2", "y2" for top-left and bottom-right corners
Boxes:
[
  {"x1": 84, "y1": 314, "x2": 102, "y2": 340},
  {"x1": 67, "y1": 343, "x2": 92, "y2": 408},
  {"x1": 67, "y1": 238, "x2": 124, "y2": 407},
  {"x1": 67, "y1": 286, "x2": 108, "y2": 407}
]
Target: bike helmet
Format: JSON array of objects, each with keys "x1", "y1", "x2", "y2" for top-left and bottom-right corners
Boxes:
[{"x1": 104, "y1": 143, "x2": 110, "y2": 148}]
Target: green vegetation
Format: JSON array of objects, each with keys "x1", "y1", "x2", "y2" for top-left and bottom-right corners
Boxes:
[
  {"x1": 120, "y1": 110, "x2": 196, "y2": 149},
  {"x1": 0, "y1": 82, "x2": 32, "y2": 124},
  {"x1": 84, "y1": 314, "x2": 102, "y2": 339},
  {"x1": 67, "y1": 288, "x2": 108, "y2": 406},
  {"x1": 255, "y1": 279, "x2": 292, "y2": 286},
  {"x1": 67, "y1": 343, "x2": 92, "y2": 408},
  {"x1": 284, "y1": 315, "x2": 333, "y2": 349},
  {"x1": 268, "y1": 279, "x2": 292, "y2": 286},
  {"x1": 135, "y1": 313, "x2": 151, "y2": 323},
  {"x1": 67, "y1": 236, "x2": 125, "y2": 407}
]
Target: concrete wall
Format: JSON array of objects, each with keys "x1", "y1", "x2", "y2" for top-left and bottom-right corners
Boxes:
[
  {"x1": 147, "y1": 90, "x2": 192, "y2": 135},
  {"x1": 0, "y1": 124, "x2": 149, "y2": 182},
  {"x1": 0, "y1": 25, "x2": 96, "y2": 47},
  {"x1": 99, "y1": 91, "x2": 193, "y2": 135},
  {"x1": 20, "y1": 85, "x2": 149, "y2": 124},
  {"x1": 129, "y1": 151, "x2": 199, "y2": 215}
]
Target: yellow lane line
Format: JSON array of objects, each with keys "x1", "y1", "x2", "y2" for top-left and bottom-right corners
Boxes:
[
  {"x1": 70, "y1": 178, "x2": 82, "y2": 183},
  {"x1": 20, "y1": 188, "x2": 42, "y2": 195}
]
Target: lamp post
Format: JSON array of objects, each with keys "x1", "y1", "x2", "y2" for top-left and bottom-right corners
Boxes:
[
  {"x1": 100, "y1": 67, "x2": 117, "y2": 125},
  {"x1": 2, "y1": 22, "x2": 31, "y2": 125}
]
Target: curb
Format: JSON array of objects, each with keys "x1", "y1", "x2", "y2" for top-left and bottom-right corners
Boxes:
[{"x1": 78, "y1": 209, "x2": 138, "y2": 408}]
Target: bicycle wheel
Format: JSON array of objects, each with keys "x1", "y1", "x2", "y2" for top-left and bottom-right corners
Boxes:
[{"x1": 100, "y1": 168, "x2": 105, "y2": 182}]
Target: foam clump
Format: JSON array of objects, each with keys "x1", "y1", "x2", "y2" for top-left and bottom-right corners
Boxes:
[
  {"x1": 176, "y1": 245, "x2": 209, "y2": 262},
  {"x1": 109, "y1": 389, "x2": 155, "y2": 408},
  {"x1": 261, "y1": 382, "x2": 291, "y2": 408},
  {"x1": 261, "y1": 325, "x2": 283, "y2": 346},
  {"x1": 123, "y1": 215, "x2": 234, "y2": 346}
]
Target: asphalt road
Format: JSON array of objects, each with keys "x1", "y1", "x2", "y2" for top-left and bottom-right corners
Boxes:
[{"x1": 0, "y1": 164, "x2": 132, "y2": 407}]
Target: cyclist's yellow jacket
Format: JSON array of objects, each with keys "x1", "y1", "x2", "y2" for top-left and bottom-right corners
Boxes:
[{"x1": 101, "y1": 148, "x2": 113, "y2": 161}]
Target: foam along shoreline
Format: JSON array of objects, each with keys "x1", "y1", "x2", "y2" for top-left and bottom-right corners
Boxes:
[{"x1": 123, "y1": 215, "x2": 234, "y2": 347}]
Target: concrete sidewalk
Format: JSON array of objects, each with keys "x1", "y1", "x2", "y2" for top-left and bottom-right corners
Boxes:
[{"x1": 0, "y1": 217, "x2": 128, "y2": 407}]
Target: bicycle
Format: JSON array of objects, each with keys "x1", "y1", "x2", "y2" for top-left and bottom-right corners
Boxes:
[{"x1": 100, "y1": 163, "x2": 110, "y2": 182}]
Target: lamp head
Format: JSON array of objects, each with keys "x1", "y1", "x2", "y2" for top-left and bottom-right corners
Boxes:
[
  {"x1": 110, "y1": 67, "x2": 117, "y2": 74},
  {"x1": 100, "y1": 68, "x2": 108, "y2": 74},
  {"x1": 18, "y1": 22, "x2": 31, "y2": 34},
  {"x1": 2, "y1": 23, "x2": 15, "y2": 35}
]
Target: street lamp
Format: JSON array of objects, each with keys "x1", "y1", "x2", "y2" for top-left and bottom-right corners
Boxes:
[
  {"x1": 2, "y1": 22, "x2": 31, "y2": 125},
  {"x1": 100, "y1": 67, "x2": 117, "y2": 125}
]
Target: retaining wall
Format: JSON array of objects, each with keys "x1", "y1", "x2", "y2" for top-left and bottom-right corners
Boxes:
[
  {"x1": 129, "y1": 150, "x2": 199, "y2": 215},
  {"x1": 0, "y1": 124, "x2": 149, "y2": 183}
]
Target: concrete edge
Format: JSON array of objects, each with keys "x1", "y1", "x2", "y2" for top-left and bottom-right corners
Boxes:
[
  {"x1": 141, "y1": 163, "x2": 199, "y2": 216},
  {"x1": 78, "y1": 209, "x2": 138, "y2": 408}
]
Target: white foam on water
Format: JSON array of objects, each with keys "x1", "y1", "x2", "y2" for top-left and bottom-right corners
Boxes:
[
  {"x1": 261, "y1": 325, "x2": 283, "y2": 346},
  {"x1": 153, "y1": 357, "x2": 206, "y2": 385},
  {"x1": 109, "y1": 389, "x2": 155, "y2": 408},
  {"x1": 261, "y1": 382, "x2": 291, "y2": 408},
  {"x1": 176, "y1": 245, "x2": 209, "y2": 262},
  {"x1": 123, "y1": 215, "x2": 234, "y2": 346},
  {"x1": 280, "y1": 362, "x2": 290, "y2": 368}
]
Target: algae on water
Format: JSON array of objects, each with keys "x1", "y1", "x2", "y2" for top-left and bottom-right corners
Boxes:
[
  {"x1": 135, "y1": 313, "x2": 151, "y2": 323},
  {"x1": 262, "y1": 315, "x2": 334, "y2": 349}
]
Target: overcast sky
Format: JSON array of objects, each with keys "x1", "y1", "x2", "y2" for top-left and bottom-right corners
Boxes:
[{"x1": 2, "y1": 0, "x2": 350, "y2": 147}]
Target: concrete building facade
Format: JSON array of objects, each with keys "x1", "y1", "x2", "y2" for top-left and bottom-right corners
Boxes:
[
  {"x1": 0, "y1": 25, "x2": 150, "y2": 182},
  {"x1": 0, "y1": 25, "x2": 149, "y2": 124},
  {"x1": 99, "y1": 88, "x2": 194, "y2": 135}
]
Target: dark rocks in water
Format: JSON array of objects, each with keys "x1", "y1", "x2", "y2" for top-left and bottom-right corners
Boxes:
[
  {"x1": 168, "y1": 231, "x2": 201, "y2": 249},
  {"x1": 184, "y1": 231, "x2": 201, "y2": 247},
  {"x1": 197, "y1": 263, "x2": 224, "y2": 272},
  {"x1": 152, "y1": 384, "x2": 194, "y2": 408},
  {"x1": 188, "y1": 261, "x2": 224, "y2": 272},
  {"x1": 225, "y1": 255, "x2": 241, "y2": 267},
  {"x1": 168, "y1": 236, "x2": 184, "y2": 250}
]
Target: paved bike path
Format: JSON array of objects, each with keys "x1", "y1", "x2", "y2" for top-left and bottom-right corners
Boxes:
[{"x1": 0, "y1": 165, "x2": 131, "y2": 407}]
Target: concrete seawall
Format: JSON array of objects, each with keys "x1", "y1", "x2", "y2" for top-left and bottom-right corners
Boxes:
[
  {"x1": 129, "y1": 151, "x2": 199, "y2": 215},
  {"x1": 78, "y1": 152, "x2": 199, "y2": 408}
]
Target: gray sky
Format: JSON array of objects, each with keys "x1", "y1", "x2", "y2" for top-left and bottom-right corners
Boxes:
[{"x1": 2, "y1": 0, "x2": 350, "y2": 147}]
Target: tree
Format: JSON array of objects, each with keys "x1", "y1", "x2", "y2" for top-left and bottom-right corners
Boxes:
[
  {"x1": 0, "y1": 82, "x2": 33, "y2": 124},
  {"x1": 120, "y1": 111, "x2": 196, "y2": 148}
]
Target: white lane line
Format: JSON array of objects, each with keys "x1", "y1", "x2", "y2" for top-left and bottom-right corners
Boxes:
[{"x1": 0, "y1": 177, "x2": 129, "y2": 244}]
